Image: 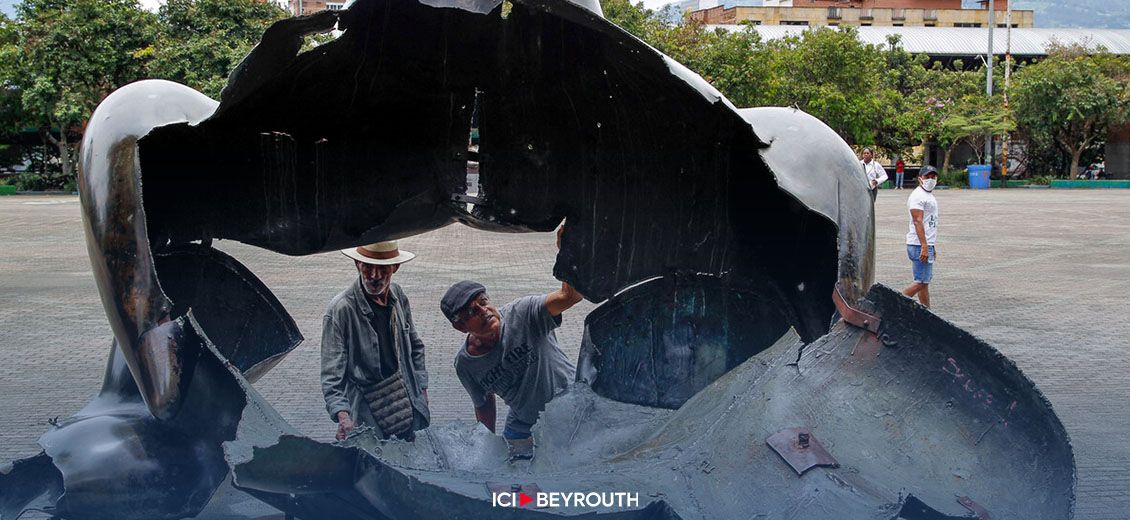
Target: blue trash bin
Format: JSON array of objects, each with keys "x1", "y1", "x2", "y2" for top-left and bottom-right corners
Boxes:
[{"x1": 967, "y1": 164, "x2": 991, "y2": 189}]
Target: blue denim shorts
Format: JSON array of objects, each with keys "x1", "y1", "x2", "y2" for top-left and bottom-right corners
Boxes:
[{"x1": 907, "y1": 244, "x2": 935, "y2": 284}]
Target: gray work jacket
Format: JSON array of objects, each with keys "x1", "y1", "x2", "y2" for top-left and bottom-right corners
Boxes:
[{"x1": 321, "y1": 279, "x2": 430, "y2": 436}]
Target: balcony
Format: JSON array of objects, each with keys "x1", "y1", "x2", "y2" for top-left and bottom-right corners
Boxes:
[
  {"x1": 891, "y1": 8, "x2": 905, "y2": 21},
  {"x1": 827, "y1": 7, "x2": 841, "y2": 19},
  {"x1": 924, "y1": 9, "x2": 937, "y2": 21},
  {"x1": 860, "y1": 8, "x2": 874, "y2": 20}
]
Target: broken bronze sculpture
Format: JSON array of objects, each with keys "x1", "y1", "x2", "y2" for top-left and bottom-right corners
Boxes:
[{"x1": 0, "y1": 0, "x2": 1073, "y2": 519}]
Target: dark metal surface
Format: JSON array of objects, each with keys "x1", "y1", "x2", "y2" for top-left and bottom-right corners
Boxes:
[
  {"x1": 577, "y1": 274, "x2": 790, "y2": 408},
  {"x1": 135, "y1": 0, "x2": 851, "y2": 342},
  {"x1": 766, "y1": 427, "x2": 839, "y2": 476},
  {"x1": 0, "y1": 0, "x2": 1074, "y2": 518}
]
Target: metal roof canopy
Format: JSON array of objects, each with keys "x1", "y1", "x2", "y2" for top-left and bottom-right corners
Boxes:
[{"x1": 707, "y1": 25, "x2": 1130, "y2": 56}]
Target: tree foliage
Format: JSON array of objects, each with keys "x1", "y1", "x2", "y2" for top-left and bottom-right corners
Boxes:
[
  {"x1": 601, "y1": 0, "x2": 1129, "y2": 177},
  {"x1": 2, "y1": 0, "x2": 286, "y2": 186},
  {"x1": 762, "y1": 27, "x2": 892, "y2": 145},
  {"x1": 149, "y1": 0, "x2": 288, "y2": 99},
  {"x1": 0, "y1": 13, "x2": 21, "y2": 141},
  {"x1": 12, "y1": 0, "x2": 157, "y2": 185},
  {"x1": 1011, "y1": 45, "x2": 1130, "y2": 178}
]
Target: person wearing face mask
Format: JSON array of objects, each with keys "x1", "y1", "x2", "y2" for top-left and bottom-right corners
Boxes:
[
  {"x1": 902, "y1": 167, "x2": 940, "y2": 307},
  {"x1": 442, "y1": 227, "x2": 583, "y2": 460},
  {"x1": 321, "y1": 241, "x2": 430, "y2": 441}
]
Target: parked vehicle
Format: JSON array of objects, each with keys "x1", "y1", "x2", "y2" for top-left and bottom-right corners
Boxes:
[{"x1": 1079, "y1": 162, "x2": 1105, "y2": 180}]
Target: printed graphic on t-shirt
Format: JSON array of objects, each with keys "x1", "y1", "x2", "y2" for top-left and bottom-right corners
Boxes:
[{"x1": 476, "y1": 342, "x2": 538, "y2": 396}]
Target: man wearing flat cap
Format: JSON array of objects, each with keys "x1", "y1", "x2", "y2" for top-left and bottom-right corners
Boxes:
[
  {"x1": 442, "y1": 252, "x2": 584, "y2": 458},
  {"x1": 321, "y1": 241, "x2": 429, "y2": 441}
]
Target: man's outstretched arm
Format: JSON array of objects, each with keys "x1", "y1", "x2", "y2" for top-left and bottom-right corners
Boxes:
[{"x1": 545, "y1": 281, "x2": 584, "y2": 317}]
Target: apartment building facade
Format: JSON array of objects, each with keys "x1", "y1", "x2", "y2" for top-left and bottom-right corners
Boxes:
[
  {"x1": 692, "y1": 0, "x2": 1034, "y2": 28},
  {"x1": 288, "y1": 0, "x2": 349, "y2": 15}
]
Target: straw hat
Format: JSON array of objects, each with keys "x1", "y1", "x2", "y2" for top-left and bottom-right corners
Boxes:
[{"x1": 341, "y1": 241, "x2": 416, "y2": 265}]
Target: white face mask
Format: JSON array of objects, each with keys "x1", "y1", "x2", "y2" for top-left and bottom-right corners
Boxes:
[{"x1": 921, "y1": 178, "x2": 937, "y2": 191}]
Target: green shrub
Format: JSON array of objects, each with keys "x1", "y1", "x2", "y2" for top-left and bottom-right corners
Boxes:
[
  {"x1": 1029, "y1": 175, "x2": 1052, "y2": 186},
  {"x1": 937, "y1": 168, "x2": 969, "y2": 188},
  {"x1": 11, "y1": 173, "x2": 48, "y2": 191}
]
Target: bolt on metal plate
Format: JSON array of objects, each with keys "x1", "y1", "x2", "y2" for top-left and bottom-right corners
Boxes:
[{"x1": 766, "y1": 427, "x2": 839, "y2": 476}]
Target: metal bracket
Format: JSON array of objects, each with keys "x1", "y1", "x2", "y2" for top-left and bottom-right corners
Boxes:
[
  {"x1": 832, "y1": 283, "x2": 881, "y2": 334},
  {"x1": 766, "y1": 427, "x2": 839, "y2": 476}
]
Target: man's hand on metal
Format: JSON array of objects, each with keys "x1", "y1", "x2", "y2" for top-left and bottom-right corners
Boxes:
[{"x1": 336, "y1": 411, "x2": 355, "y2": 441}]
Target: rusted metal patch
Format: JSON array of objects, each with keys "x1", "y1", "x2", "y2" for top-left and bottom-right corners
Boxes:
[
  {"x1": 766, "y1": 427, "x2": 839, "y2": 476},
  {"x1": 849, "y1": 331, "x2": 883, "y2": 359},
  {"x1": 833, "y1": 283, "x2": 881, "y2": 334}
]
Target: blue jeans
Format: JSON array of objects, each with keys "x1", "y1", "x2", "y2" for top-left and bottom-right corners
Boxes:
[
  {"x1": 907, "y1": 244, "x2": 935, "y2": 284},
  {"x1": 895, "y1": 171, "x2": 905, "y2": 188},
  {"x1": 503, "y1": 414, "x2": 534, "y2": 440}
]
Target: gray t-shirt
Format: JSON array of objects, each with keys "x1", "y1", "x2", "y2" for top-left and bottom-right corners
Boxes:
[{"x1": 454, "y1": 295, "x2": 575, "y2": 429}]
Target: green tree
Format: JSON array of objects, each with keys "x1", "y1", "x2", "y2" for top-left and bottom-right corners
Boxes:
[
  {"x1": 0, "y1": 13, "x2": 22, "y2": 163},
  {"x1": 601, "y1": 0, "x2": 664, "y2": 41},
  {"x1": 602, "y1": 1, "x2": 776, "y2": 108},
  {"x1": 1011, "y1": 47, "x2": 1129, "y2": 178},
  {"x1": 905, "y1": 65, "x2": 998, "y2": 171},
  {"x1": 650, "y1": 21, "x2": 775, "y2": 108},
  {"x1": 762, "y1": 27, "x2": 891, "y2": 146},
  {"x1": 13, "y1": 0, "x2": 157, "y2": 186},
  {"x1": 149, "y1": 0, "x2": 287, "y2": 99},
  {"x1": 874, "y1": 36, "x2": 939, "y2": 160}
]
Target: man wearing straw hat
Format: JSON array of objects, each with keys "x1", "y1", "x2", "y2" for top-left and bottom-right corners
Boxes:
[{"x1": 321, "y1": 241, "x2": 430, "y2": 441}]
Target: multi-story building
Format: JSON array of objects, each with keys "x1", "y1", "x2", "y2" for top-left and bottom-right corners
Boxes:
[
  {"x1": 288, "y1": 0, "x2": 350, "y2": 15},
  {"x1": 691, "y1": 0, "x2": 1034, "y2": 28}
]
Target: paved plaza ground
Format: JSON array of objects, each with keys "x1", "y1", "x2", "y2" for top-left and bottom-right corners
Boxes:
[{"x1": 1, "y1": 189, "x2": 1128, "y2": 517}]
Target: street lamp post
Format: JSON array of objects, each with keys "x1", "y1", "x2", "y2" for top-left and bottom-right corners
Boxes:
[
  {"x1": 985, "y1": 0, "x2": 995, "y2": 171},
  {"x1": 1002, "y1": 1, "x2": 1012, "y2": 186}
]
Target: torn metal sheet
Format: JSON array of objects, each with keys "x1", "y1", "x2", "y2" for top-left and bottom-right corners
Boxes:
[{"x1": 0, "y1": 0, "x2": 1074, "y2": 518}]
